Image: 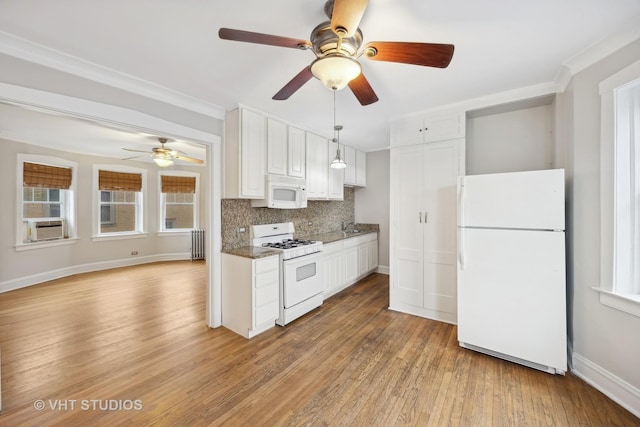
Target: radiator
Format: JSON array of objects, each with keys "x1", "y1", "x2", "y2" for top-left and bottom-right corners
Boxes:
[{"x1": 191, "y1": 229, "x2": 206, "y2": 261}]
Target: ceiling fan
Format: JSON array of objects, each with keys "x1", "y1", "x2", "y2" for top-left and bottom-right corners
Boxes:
[
  {"x1": 218, "y1": 0, "x2": 454, "y2": 106},
  {"x1": 122, "y1": 137, "x2": 204, "y2": 167}
]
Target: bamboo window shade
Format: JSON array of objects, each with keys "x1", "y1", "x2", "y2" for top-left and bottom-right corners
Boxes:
[
  {"x1": 99, "y1": 170, "x2": 142, "y2": 191},
  {"x1": 23, "y1": 162, "x2": 72, "y2": 189},
  {"x1": 161, "y1": 176, "x2": 196, "y2": 193}
]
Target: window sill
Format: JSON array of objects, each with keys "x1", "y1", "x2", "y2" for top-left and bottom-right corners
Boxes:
[
  {"x1": 15, "y1": 238, "x2": 78, "y2": 252},
  {"x1": 157, "y1": 231, "x2": 192, "y2": 237},
  {"x1": 592, "y1": 287, "x2": 640, "y2": 318},
  {"x1": 91, "y1": 232, "x2": 148, "y2": 242}
]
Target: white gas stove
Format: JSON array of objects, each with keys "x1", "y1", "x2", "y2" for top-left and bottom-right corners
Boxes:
[
  {"x1": 252, "y1": 222, "x2": 323, "y2": 260},
  {"x1": 251, "y1": 222, "x2": 324, "y2": 326}
]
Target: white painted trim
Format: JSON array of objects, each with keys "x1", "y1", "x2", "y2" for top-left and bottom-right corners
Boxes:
[
  {"x1": 390, "y1": 82, "x2": 561, "y2": 124},
  {"x1": 0, "y1": 253, "x2": 191, "y2": 294},
  {"x1": 564, "y1": 28, "x2": 640, "y2": 78},
  {"x1": 592, "y1": 287, "x2": 640, "y2": 318},
  {"x1": 0, "y1": 83, "x2": 219, "y2": 145},
  {"x1": 0, "y1": 30, "x2": 225, "y2": 120},
  {"x1": 376, "y1": 265, "x2": 390, "y2": 275},
  {"x1": 208, "y1": 141, "x2": 223, "y2": 328},
  {"x1": 572, "y1": 353, "x2": 640, "y2": 418},
  {"x1": 15, "y1": 238, "x2": 78, "y2": 252}
]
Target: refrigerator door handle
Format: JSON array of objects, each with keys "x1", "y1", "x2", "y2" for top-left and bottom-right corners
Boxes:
[{"x1": 458, "y1": 227, "x2": 466, "y2": 270}]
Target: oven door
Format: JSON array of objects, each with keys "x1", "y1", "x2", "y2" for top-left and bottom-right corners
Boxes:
[{"x1": 282, "y1": 253, "x2": 323, "y2": 308}]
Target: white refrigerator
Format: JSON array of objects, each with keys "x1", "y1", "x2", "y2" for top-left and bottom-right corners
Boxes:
[{"x1": 457, "y1": 169, "x2": 567, "y2": 374}]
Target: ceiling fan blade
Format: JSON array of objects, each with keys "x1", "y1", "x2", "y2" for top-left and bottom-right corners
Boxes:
[
  {"x1": 331, "y1": 0, "x2": 369, "y2": 38},
  {"x1": 219, "y1": 28, "x2": 311, "y2": 50},
  {"x1": 174, "y1": 155, "x2": 204, "y2": 164},
  {"x1": 122, "y1": 148, "x2": 151, "y2": 154},
  {"x1": 273, "y1": 66, "x2": 314, "y2": 100},
  {"x1": 122, "y1": 155, "x2": 147, "y2": 160},
  {"x1": 363, "y1": 41, "x2": 455, "y2": 68},
  {"x1": 348, "y1": 73, "x2": 378, "y2": 106}
]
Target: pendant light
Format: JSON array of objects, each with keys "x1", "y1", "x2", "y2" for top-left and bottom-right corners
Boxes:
[{"x1": 330, "y1": 90, "x2": 347, "y2": 169}]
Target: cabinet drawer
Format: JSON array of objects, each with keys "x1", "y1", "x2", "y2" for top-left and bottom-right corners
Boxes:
[
  {"x1": 255, "y1": 283, "x2": 279, "y2": 306},
  {"x1": 255, "y1": 256, "x2": 279, "y2": 274},
  {"x1": 255, "y1": 269, "x2": 279, "y2": 288},
  {"x1": 255, "y1": 299, "x2": 279, "y2": 325}
]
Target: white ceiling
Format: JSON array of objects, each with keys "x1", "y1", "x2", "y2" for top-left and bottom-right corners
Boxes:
[{"x1": 1, "y1": 0, "x2": 640, "y2": 156}]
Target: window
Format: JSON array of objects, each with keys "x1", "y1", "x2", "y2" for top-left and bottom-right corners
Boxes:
[
  {"x1": 159, "y1": 172, "x2": 199, "y2": 231},
  {"x1": 17, "y1": 155, "x2": 77, "y2": 246},
  {"x1": 599, "y1": 58, "x2": 640, "y2": 317},
  {"x1": 94, "y1": 166, "x2": 146, "y2": 237}
]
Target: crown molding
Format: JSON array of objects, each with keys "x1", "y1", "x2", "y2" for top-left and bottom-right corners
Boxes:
[
  {"x1": 561, "y1": 24, "x2": 640, "y2": 80},
  {"x1": 0, "y1": 30, "x2": 226, "y2": 120}
]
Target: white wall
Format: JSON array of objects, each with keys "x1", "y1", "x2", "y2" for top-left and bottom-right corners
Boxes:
[
  {"x1": 466, "y1": 105, "x2": 554, "y2": 174},
  {"x1": 0, "y1": 138, "x2": 207, "y2": 292},
  {"x1": 560, "y1": 39, "x2": 640, "y2": 414},
  {"x1": 354, "y1": 149, "x2": 390, "y2": 271}
]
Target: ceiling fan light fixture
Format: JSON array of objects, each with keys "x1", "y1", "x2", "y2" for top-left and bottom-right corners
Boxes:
[
  {"x1": 311, "y1": 55, "x2": 362, "y2": 91},
  {"x1": 153, "y1": 153, "x2": 174, "y2": 167}
]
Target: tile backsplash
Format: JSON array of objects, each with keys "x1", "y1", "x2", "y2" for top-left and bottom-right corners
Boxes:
[{"x1": 222, "y1": 187, "x2": 354, "y2": 249}]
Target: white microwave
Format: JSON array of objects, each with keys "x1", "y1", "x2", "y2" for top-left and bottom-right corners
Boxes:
[{"x1": 251, "y1": 175, "x2": 308, "y2": 209}]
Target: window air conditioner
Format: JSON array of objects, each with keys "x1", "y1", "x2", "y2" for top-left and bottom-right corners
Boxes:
[{"x1": 27, "y1": 220, "x2": 65, "y2": 242}]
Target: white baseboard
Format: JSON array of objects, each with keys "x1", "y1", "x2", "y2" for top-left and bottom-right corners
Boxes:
[
  {"x1": 572, "y1": 352, "x2": 640, "y2": 418},
  {"x1": 376, "y1": 265, "x2": 390, "y2": 275},
  {"x1": 0, "y1": 253, "x2": 191, "y2": 294}
]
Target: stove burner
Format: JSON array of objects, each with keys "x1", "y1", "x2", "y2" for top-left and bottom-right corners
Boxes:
[{"x1": 261, "y1": 239, "x2": 317, "y2": 250}]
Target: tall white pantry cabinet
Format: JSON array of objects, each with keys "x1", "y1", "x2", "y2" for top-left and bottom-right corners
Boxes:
[{"x1": 389, "y1": 110, "x2": 465, "y2": 324}]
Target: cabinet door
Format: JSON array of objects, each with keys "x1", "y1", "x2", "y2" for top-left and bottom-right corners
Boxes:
[
  {"x1": 423, "y1": 111, "x2": 465, "y2": 143},
  {"x1": 358, "y1": 242, "x2": 369, "y2": 276},
  {"x1": 288, "y1": 126, "x2": 306, "y2": 178},
  {"x1": 367, "y1": 240, "x2": 378, "y2": 272},
  {"x1": 267, "y1": 118, "x2": 287, "y2": 176},
  {"x1": 422, "y1": 139, "x2": 463, "y2": 316},
  {"x1": 343, "y1": 246, "x2": 359, "y2": 283},
  {"x1": 356, "y1": 150, "x2": 366, "y2": 187},
  {"x1": 322, "y1": 243, "x2": 344, "y2": 294},
  {"x1": 390, "y1": 145, "x2": 425, "y2": 307},
  {"x1": 390, "y1": 117, "x2": 425, "y2": 147},
  {"x1": 343, "y1": 145, "x2": 356, "y2": 185},
  {"x1": 306, "y1": 132, "x2": 329, "y2": 199},
  {"x1": 240, "y1": 109, "x2": 266, "y2": 198}
]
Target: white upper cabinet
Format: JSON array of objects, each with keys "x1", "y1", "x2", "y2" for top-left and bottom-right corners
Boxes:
[
  {"x1": 343, "y1": 145, "x2": 366, "y2": 187},
  {"x1": 288, "y1": 126, "x2": 306, "y2": 179},
  {"x1": 224, "y1": 107, "x2": 266, "y2": 199},
  {"x1": 344, "y1": 145, "x2": 356, "y2": 185},
  {"x1": 391, "y1": 110, "x2": 465, "y2": 147},
  {"x1": 306, "y1": 132, "x2": 329, "y2": 199},
  {"x1": 267, "y1": 118, "x2": 287, "y2": 176}
]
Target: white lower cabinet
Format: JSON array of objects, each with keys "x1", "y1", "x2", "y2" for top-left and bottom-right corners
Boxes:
[
  {"x1": 323, "y1": 233, "x2": 378, "y2": 298},
  {"x1": 222, "y1": 254, "x2": 280, "y2": 338}
]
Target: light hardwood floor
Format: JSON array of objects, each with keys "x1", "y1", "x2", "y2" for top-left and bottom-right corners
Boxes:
[{"x1": 0, "y1": 261, "x2": 638, "y2": 426}]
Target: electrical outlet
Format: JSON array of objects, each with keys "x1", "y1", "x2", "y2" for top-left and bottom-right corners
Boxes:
[
  {"x1": 307, "y1": 221, "x2": 313, "y2": 226},
  {"x1": 131, "y1": 251, "x2": 138, "y2": 255},
  {"x1": 236, "y1": 227, "x2": 246, "y2": 233}
]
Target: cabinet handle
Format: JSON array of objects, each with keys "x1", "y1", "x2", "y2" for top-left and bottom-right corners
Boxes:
[
  {"x1": 424, "y1": 127, "x2": 429, "y2": 131},
  {"x1": 425, "y1": 211, "x2": 428, "y2": 223},
  {"x1": 419, "y1": 212, "x2": 422, "y2": 223}
]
